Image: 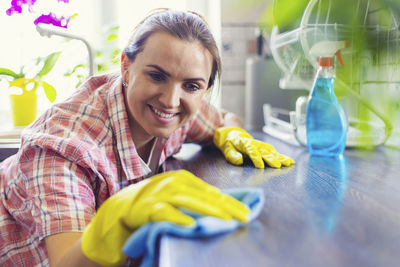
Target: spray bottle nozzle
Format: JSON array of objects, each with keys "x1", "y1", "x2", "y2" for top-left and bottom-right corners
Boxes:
[
  {"x1": 310, "y1": 40, "x2": 350, "y2": 67},
  {"x1": 318, "y1": 57, "x2": 333, "y2": 67}
]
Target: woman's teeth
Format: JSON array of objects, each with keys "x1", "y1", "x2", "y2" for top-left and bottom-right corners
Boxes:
[{"x1": 151, "y1": 106, "x2": 175, "y2": 118}]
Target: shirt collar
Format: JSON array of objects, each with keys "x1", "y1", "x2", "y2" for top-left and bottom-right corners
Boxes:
[{"x1": 106, "y1": 75, "x2": 147, "y2": 181}]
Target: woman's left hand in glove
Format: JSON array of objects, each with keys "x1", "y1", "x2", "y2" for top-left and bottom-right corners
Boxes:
[{"x1": 213, "y1": 127, "x2": 295, "y2": 169}]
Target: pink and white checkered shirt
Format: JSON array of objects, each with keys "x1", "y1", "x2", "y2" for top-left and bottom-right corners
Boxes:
[{"x1": 0, "y1": 73, "x2": 223, "y2": 266}]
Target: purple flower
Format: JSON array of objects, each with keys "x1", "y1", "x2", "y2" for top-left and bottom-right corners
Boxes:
[
  {"x1": 34, "y1": 12, "x2": 70, "y2": 28},
  {"x1": 6, "y1": 0, "x2": 37, "y2": 15},
  {"x1": 6, "y1": 0, "x2": 71, "y2": 28}
]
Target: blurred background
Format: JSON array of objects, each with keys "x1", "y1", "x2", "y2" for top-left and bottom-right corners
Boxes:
[{"x1": 1, "y1": 0, "x2": 399, "y2": 149}]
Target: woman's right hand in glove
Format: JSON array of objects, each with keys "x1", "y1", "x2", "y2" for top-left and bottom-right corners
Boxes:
[{"x1": 81, "y1": 169, "x2": 250, "y2": 266}]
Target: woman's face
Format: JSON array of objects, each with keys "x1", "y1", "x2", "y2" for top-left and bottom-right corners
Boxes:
[{"x1": 122, "y1": 31, "x2": 213, "y2": 140}]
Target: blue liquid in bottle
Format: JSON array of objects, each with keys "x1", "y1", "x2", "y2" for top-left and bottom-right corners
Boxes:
[{"x1": 306, "y1": 65, "x2": 347, "y2": 157}]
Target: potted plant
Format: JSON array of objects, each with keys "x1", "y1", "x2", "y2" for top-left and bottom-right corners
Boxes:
[{"x1": 0, "y1": 51, "x2": 61, "y2": 126}]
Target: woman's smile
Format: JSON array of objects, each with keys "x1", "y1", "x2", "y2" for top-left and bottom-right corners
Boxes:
[{"x1": 148, "y1": 104, "x2": 179, "y2": 124}]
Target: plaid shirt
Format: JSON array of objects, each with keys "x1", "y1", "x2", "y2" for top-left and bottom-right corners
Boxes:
[{"x1": 0, "y1": 74, "x2": 222, "y2": 266}]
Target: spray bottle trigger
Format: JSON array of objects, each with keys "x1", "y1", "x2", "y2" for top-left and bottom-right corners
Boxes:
[{"x1": 335, "y1": 50, "x2": 344, "y2": 66}]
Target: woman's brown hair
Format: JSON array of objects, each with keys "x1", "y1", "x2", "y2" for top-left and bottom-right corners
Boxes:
[{"x1": 123, "y1": 9, "x2": 221, "y2": 90}]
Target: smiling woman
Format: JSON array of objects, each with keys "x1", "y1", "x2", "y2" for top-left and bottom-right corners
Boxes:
[
  {"x1": 0, "y1": 8, "x2": 293, "y2": 267},
  {"x1": 122, "y1": 32, "x2": 215, "y2": 156}
]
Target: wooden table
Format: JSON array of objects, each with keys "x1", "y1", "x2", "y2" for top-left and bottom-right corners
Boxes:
[
  {"x1": 0, "y1": 143, "x2": 19, "y2": 162},
  {"x1": 158, "y1": 132, "x2": 400, "y2": 267}
]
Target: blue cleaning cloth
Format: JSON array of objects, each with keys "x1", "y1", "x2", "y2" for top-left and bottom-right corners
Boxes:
[{"x1": 122, "y1": 187, "x2": 264, "y2": 267}]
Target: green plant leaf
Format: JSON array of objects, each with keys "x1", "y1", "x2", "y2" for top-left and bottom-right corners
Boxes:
[
  {"x1": 35, "y1": 56, "x2": 42, "y2": 65},
  {"x1": 0, "y1": 68, "x2": 20, "y2": 79},
  {"x1": 40, "y1": 81, "x2": 57, "y2": 102},
  {"x1": 37, "y1": 51, "x2": 62, "y2": 78},
  {"x1": 70, "y1": 13, "x2": 79, "y2": 20},
  {"x1": 106, "y1": 33, "x2": 118, "y2": 41},
  {"x1": 18, "y1": 66, "x2": 25, "y2": 77},
  {"x1": 111, "y1": 48, "x2": 121, "y2": 57},
  {"x1": 71, "y1": 64, "x2": 86, "y2": 73}
]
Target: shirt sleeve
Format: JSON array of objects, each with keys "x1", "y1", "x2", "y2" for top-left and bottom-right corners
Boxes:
[
  {"x1": 8, "y1": 146, "x2": 96, "y2": 241},
  {"x1": 185, "y1": 98, "x2": 224, "y2": 145}
]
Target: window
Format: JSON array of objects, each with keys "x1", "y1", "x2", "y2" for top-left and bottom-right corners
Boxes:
[{"x1": 0, "y1": 0, "x2": 220, "y2": 133}]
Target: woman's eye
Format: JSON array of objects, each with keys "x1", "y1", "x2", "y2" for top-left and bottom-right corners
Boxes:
[
  {"x1": 149, "y1": 72, "x2": 165, "y2": 82},
  {"x1": 184, "y1": 83, "x2": 200, "y2": 92}
]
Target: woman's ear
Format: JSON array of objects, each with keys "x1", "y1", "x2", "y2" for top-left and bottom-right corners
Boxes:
[{"x1": 121, "y1": 53, "x2": 131, "y2": 83}]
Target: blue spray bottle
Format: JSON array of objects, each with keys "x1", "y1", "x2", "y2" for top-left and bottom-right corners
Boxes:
[{"x1": 306, "y1": 41, "x2": 349, "y2": 157}]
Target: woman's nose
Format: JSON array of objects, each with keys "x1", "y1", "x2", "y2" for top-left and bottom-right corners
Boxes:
[{"x1": 159, "y1": 84, "x2": 181, "y2": 108}]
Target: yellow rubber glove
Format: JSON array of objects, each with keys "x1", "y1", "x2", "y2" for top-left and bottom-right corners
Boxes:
[
  {"x1": 81, "y1": 170, "x2": 250, "y2": 266},
  {"x1": 214, "y1": 127, "x2": 295, "y2": 169}
]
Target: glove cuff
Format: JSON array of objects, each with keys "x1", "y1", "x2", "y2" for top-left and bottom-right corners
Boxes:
[
  {"x1": 213, "y1": 127, "x2": 250, "y2": 148},
  {"x1": 216, "y1": 126, "x2": 247, "y2": 133}
]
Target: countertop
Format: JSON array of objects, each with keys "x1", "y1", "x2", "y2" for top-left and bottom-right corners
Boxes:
[
  {"x1": 1, "y1": 131, "x2": 399, "y2": 266},
  {"x1": 158, "y1": 132, "x2": 400, "y2": 267}
]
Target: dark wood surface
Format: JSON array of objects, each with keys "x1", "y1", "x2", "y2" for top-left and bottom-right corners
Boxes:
[
  {"x1": 159, "y1": 132, "x2": 400, "y2": 267},
  {"x1": 0, "y1": 143, "x2": 19, "y2": 162}
]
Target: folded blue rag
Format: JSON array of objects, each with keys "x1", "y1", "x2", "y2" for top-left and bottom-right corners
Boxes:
[{"x1": 122, "y1": 187, "x2": 264, "y2": 267}]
